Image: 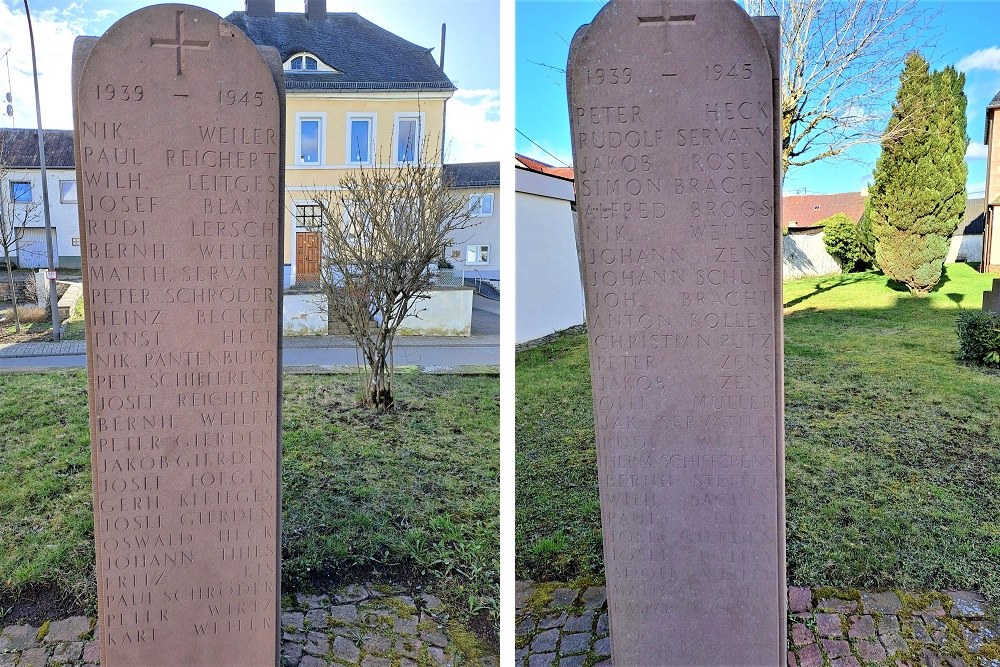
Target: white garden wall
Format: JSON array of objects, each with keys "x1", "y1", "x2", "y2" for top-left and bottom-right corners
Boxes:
[{"x1": 783, "y1": 232, "x2": 841, "y2": 279}]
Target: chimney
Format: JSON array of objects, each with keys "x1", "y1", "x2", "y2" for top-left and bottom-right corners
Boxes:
[
  {"x1": 439, "y1": 23, "x2": 446, "y2": 69},
  {"x1": 246, "y1": 0, "x2": 274, "y2": 16},
  {"x1": 305, "y1": 0, "x2": 327, "y2": 21}
]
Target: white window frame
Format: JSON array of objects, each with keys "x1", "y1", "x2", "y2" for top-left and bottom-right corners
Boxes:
[
  {"x1": 469, "y1": 193, "x2": 494, "y2": 217},
  {"x1": 393, "y1": 112, "x2": 424, "y2": 165},
  {"x1": 346, "y1": 113, "x2": 376, "y2": 166},
  {"x1": 59, "y1": 179, "x2": 77, "y2": 204},
  {"x1": 466, "y1": 244, "x2": 490, "y2": 265},
  {"x1": 295, "y1": 112, "x2": 326, "y2": 166},
  {"x1": 10, "y1": 181, "x2": 32, "y2": 203},
  {"x1": 289, "y1": 55, "x2": 318, "y2": 71}
]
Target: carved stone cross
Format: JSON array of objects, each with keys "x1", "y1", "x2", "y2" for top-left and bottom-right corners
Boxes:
[
  {"x1": 150, "y1": 10, "x2": 210, "y2": 75},
  {"x1": 636, "y1": 1, "x2": 696, "y2": 66}
]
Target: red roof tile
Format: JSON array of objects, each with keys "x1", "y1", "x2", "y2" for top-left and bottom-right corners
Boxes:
[
  {"x1": 782, "y1": 192, "x2": 866, "y2": 229},
  {"x1": 515, "y1": 153, "x2": 574, "y2": 181}
]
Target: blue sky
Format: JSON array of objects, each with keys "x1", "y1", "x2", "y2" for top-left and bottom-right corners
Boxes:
[
  {"x1": 515, "y1": 0, "x2": 1000, "y2": 196},
  {"x1": 0, "y1": 0, "x2": 499, "y2": 160}
]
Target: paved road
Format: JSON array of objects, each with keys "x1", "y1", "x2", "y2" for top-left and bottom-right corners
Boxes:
[
  {"x1": 0, "y1": 307, "x2": 500, "y2": 371},
  {"x1": 0, "y1": 343, "x2": 498, "y2": 371}
]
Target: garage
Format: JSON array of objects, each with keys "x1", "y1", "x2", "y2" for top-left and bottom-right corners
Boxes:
[{"x1": 16, "y1": 228, "x2": 57, "y2": 269}]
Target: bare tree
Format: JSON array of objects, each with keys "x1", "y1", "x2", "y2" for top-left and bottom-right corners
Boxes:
[
  {"x1": 741, "y1": 0, "x2": 936, "y2": 173},
  {"x1": 0, "y1": 133, "x2": 39, "y2": 333},
  {"x1": 305, "y1": 141, "x2": 479, "y2": 411}
]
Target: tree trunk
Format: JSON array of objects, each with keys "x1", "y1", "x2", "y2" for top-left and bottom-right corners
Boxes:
[
  {"x1": 4, "y1": 259, "x2": 20, "y2": 333},
  {"x1": 365, "y1": 351, "x2": 394, "y2": 411}
]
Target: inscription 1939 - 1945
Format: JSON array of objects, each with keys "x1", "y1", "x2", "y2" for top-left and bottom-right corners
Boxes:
[
  {"x1": 73, "y1": 5, "x2": 284, "y2": 666},
  {"x1": 568, "y1": 0, "x2": 785, "y2": 665}
]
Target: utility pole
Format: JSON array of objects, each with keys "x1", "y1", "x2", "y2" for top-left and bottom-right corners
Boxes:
[
  {"x1": 440, "y1": 23, "x2": 447, "y2": 159},
  {"x1": 24, "y1": 0, "x2": 60, "y2": 341},
  {"x1": 2, "y1": 49, "x2": 14, "y2": 126}
]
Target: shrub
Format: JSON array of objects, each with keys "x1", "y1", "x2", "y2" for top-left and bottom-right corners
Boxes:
[
  {"x1": 857, "y1": 211, "x2": 876, "y2": 265},
  {"x1": 822, "y1": 213, "x2": 867, "y2": 272},
  {"x1": 17, "y1": 305, "x2": 49, "y2": 324},
  {"x1": 956, "y1": 310, "x2": 1000, "y2": 367}
]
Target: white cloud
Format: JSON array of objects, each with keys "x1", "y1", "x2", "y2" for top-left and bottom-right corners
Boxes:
[
  {"x1": 0, "y1": 1, "x2": 97, "y2": 130},
  {"x1": 443, "y1": 88, "x2": 499, "y2": 163},
  {"x1": 957, "y1": 46, "x2": 1000, "y2": 72},
  {"x1": 967, "y1": 181, "x2": 986, "y2": 196},
  {"x1": 966, "y1": 143, "x2": 989, "y2": 160}
]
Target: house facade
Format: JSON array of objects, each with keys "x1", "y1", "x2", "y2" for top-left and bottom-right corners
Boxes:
[
  {"x1": 226, "y1": 0, "x2": 455, "y2": 288},
  {"x1": 0, "y1": 128, "x2": 79, "y2": 270},
  {"x1": 982, "y1": 92, "x2": 1000, "y2": 272},
  {"x1": 514, "y1": 154, "x2": 582, "y2": 344},
  {"x1": 443, "y1": 162, "x2": 500, "y2": 285}
]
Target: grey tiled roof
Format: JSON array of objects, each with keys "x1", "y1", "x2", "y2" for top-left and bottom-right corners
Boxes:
[
  {"x1": 444, "y1": 162, "x2": 500, "y2": 188},
  {"x1": 224, "y1": 12, "x2": 454, "y2": 92},
  {"x1": 0, "y1": 128, "x2": 74, "y2": 168}
]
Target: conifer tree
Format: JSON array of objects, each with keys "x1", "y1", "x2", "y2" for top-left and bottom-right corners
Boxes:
[{"x1": 867, "y1": 53, "x2": 968, "y2": 294}]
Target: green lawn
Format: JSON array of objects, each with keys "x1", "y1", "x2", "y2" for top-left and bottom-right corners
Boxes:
[
  {"x1": 61, "y1": 295, "x2": 86, "y2": 340},
  {"x1": 516, "y1": 263, "x2": 1000, "y2": 601},
  {"x1": 0, "y1": 371, "x2": 499, "y2": 638}
]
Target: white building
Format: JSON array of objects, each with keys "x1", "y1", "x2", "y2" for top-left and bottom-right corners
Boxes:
[
  {"x1": 444, "y1": 163, "x2": 500, "y2": 282},
  {"x1": 443, "y1": 162, "x2": 500, "y2": 313},
  {"x1": 0, "y1": 128, "x2": 80, "y2": 270},
  {"x1": 515, "y1": 154, "x2": 583, "y2": 344}
]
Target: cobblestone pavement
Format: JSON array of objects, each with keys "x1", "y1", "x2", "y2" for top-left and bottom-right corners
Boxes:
[
  {"x1": 515, "y1": 581, "x2": 1000, "y2": 667},
  {"x1": 0, "y1": 584, "x2": 497, "y2": 667}
]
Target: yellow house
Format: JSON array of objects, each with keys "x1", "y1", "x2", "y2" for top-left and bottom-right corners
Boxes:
[{"x1": 227, "y1": 0, "x2": 454, "y2": 288}]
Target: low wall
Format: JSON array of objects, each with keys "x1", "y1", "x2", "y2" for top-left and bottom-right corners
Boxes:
[
  {"x1": 783, "y1": 232, "x2": 841, "y2": 280},
  {"x1": 399, "y1": 287, "x2": 473, "y2": 337},
  {"x1": 283, "y1": 291, "x2": 328, "y2": 336},
  {"x1": 57, "y1": 283, "x2": 83, "y2": 321},
  {"x1": 946, "y1": 234, "x2": 983, "y2": 264}
]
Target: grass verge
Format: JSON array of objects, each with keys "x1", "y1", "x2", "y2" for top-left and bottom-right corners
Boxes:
[
  {"x1": 61, "y1": 296, "x2": 85, "y2": 340},
  {"x1": 516, "y1": 263, "x2": 1000, "y2": 602},
  {"x1": 0, "y1": 371, "x2": 499, "y2": 641}
]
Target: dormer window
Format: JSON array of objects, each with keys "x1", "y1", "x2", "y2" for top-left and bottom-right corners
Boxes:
[
  {"x1": 290, "y1": 55, "x2": 318, "y2": 71},
  {"x1": 284, "y1": 53, "x2": 338, "y2": 73}
]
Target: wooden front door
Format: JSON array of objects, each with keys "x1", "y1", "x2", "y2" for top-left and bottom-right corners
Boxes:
[{"x1": 296, "y1": 231, "x2": 321, "y2": 285}]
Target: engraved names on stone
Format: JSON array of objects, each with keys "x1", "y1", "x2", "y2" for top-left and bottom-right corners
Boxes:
[
  {"x1": 568, "y1": 0, "x2": 784, "y2": 664},
  {"x1": 74, "y1": 6, "x2": 284, "y2": 665}
]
